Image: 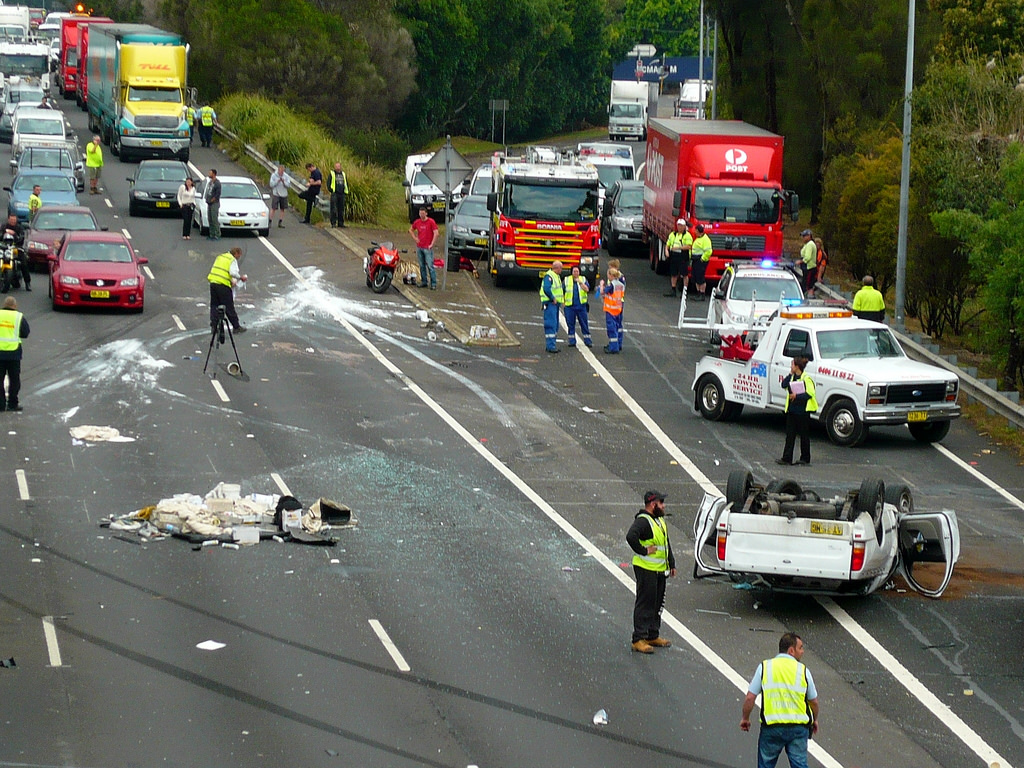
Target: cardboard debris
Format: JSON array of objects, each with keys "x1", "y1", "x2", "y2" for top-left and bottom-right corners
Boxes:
[
  {"x1": 70, "y1": 425, "x2": 135, "y2": 443},
  {"x1": 99, "y1": 484, "x2": 358, "y2": 547}
]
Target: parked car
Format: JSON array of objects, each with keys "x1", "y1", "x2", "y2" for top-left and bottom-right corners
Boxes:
[
  {"x1": 193, "y1": 175, "x2": 269, "y2": 237},
  {"x1": 5, "y1": 168, "x2": 79, "y2": 222},
  {"x1": 48, "y1": 230, "x2": 146, "y2": 311},
  {"x1": 707, "y1": 262, "x2": 803, "y2": 332},
  {"x1": 127, "y1": 159, "x2": 190, "y2": 216},
  {"x1": 11, "y1": 106, "x2": 70, "y2": 157},
  {"x1": 599, "y1": 179, "x2": 644, "y2": 258},
  {"x1": 447, "y1": 195, "x2": 490, "y2": 263},
  {"x1": 24, "y1": 204, "x2": 101, "y2": 270},
  {"x1": 0, "y1": 81, "x2": 45, "y2": 143},
  {"x1": 11, "y1": 145, "x2": 84, "y2": 191}
]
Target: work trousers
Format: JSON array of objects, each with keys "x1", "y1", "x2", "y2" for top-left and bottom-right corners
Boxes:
[
  {"x1": 757, "y1": 724, "x2": 810, "y2": 768},
  {"x1": 782, "y1": 408, "x2": 811, "y2": 463},
  {"x1": 564, "y1": 303, "x2": 591, "y2": 346},
  {"x1": 542, "y1": 300, "x2": 560, "y2": 351},
  {"x1": 0, "y1": 358, "x2": 21, "y2": 408},
  {"x1": 605, "y1": 311, "x2": 623, "y2": 352},
  {"x1": 209, "y1": 282, "x2": 240, "y2": 330},
  {"x1": 299, "y1": 188, "x2": 320, "y2": 222},
  {"x1": 803, "y1": 265, "x2": 818, "y2": 294},
  {"x1": 199, "y1": 124, "x2": 213, "y2": 147},
  {"x1": 632, "y1": 565, "x2": 667, "y2": 642},
  {"x1": 208, "y1": 201, "x2": 220, "y2": 238},
  {"x1": 330, "y1": 191, "x2": 346, "y2": 226}
]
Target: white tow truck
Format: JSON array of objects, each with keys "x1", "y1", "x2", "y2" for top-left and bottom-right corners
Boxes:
[
  {"x1": 693, "y1": 470, "x2": 959, "y2": 598},
  {"x1": 691, "y1": 303, "x2": 961, "y2": 446}
]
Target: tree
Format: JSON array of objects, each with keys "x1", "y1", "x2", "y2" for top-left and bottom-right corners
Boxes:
[
  {"x1": 620, "y1": 0, "x2": 700, "y2": 56},
  {"x1": 929, "y1": 0, "x2": 1024, "y2": 59}
]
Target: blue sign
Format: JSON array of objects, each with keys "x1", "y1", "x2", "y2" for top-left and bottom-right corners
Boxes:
[{"x1": 612, "y1": 56, "x2": 713, "y2": 85}]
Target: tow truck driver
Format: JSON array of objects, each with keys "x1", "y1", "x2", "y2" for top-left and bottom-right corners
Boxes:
[{"x1": 2, "y1": 214, "x2": 29, "y2": 292}]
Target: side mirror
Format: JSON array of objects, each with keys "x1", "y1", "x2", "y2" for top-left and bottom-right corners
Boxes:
[
  {"x1": 401, "y1": 179, "x2": 410, "y2": 187},
  {"x1": 2, "y1": 187, "x2": 10, "y2": 194},
  {"x1": 788, "y1": 191, "x2": 800, "y2": 222},
  {"x1": 486, "y1": 192, "x2": 497, "y2": 213},
  {"x1": 8, "y1": 160, "x2": 15, "y2": 170},
  {"x1": 672, "y1": 189, "x2": 682, "y2": 217},
  {"x1": 137, "y1": 256, "x2": 148, "y2": 265},
  {"x1": 262, "y1": 193, "x2": 270, "y2": 200},
  {"x1": 126, "y1": 177, "x2": 133, "y2": 183},
  {"x1": 46, "y1": 253, "x2": 56, "y2": 262},
  {"x1": 100, "y1": 225, "x2": 108, "y2": 231},
  {"x1": 713, "y1": 289, "x2": 725, "y2": 299}
]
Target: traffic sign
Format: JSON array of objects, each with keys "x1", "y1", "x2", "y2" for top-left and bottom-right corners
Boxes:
[{"x1": 421, "y1": 140, "x2": 473, "y2": 192}]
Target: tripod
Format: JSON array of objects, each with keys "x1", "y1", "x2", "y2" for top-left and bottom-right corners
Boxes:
[{"x1": 203, "y1": 305, "x2": 244, "y2": 376}]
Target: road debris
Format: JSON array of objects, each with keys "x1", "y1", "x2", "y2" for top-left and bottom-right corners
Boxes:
[
  {"x1": 196, "y1": 640, "x2": 225, "y2": 651},
  {"x1": 592, "y1": 709, "x2": 608, "y2": 726},
  {"x1": 70, "y1": 425, "x2": 135, "y2": 443}
]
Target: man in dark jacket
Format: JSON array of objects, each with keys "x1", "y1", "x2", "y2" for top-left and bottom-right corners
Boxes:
[
  {"x1": 0, "y1": 295, "x2": 30, "y2": 411},
  {"x1": 626, "y1": 490, "x2": 676, "y2": 653},
  {"x1": 3, "y1": 213, "x2": 28, "y2": 291}
]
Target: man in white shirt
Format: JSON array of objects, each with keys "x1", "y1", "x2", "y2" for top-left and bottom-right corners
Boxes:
[{"x1": 269, "y1": 165, "x2": 292, "y2": 229}]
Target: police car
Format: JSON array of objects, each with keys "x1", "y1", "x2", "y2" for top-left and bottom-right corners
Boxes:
[{"x1": 708, "y1": 261, "x2": 803, "y2": 333}]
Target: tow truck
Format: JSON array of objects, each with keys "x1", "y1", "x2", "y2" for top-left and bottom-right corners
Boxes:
[
  {"x1": 693, "y1": 470, "x2": 959, "y2": 598},
  {"x1": 691, "y1": 303, "x2": 960, "y2": 445}
]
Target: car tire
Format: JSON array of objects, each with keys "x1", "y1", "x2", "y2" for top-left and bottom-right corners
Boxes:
[
  {"x1": 885, "y1": 483, "x2": 914, "y2": 515},
  {"x1": 726, "y1": 470, "x2": 753, "y2": 509},
  {"x1": 908, "y1": 420, "x2": 951, "y2": 443},
  {"x1": 853, "y1": 478, "x2": 885, "y2": 527},
  {"x1": 128, "y1": 203, "x2": 137, "y2": 217},
  {"x1": 606, "y1": 234, "x2": 619, "y2": 260},
  {"x1": 696, "y1": 374, "x2": 727, "y2": 420},
  {"x1": 766, "y1": 479, "x2": 802, "y2": 497},
  {"x1": 196, "y1": 211, "x2": 208, "y2": 236},
  {"x1": 823, "y1": 397, "x2": 866, "y2": 446}
]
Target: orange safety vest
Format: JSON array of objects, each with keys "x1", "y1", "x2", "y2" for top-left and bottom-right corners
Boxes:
[{"x1": 602, "y1": 282, "x2": 624, "y2": 315}]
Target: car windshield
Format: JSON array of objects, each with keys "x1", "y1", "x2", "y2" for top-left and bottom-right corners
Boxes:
[
  {"x1": 138, "y1": 164, "x2": 186, "y2": 182},
  {"x1": 0, "y1": 54, "x2": 49, "y2": 76},
  {"x1": 15, "y1": 174, "x2": 74, "y2": 193},
  {"x1": 23, "y1": 149, "x2": 70, "y2": 168},
  {"x1": 731, "y1": 276, "x2": 802, "y2": 302},
  {"x1": 17, "y1": 118, "x2": 62, "y2": 136},
  {"x1": 816, "y1": 328, "x2": 904, "y2": 359},
  {"x1": 412, "y1": 171, "x2": 437, "y2": 189},
  {"x1": 32, "y1": 211, "x2": 97, "y2": 231},
  {"x1": 470, "y1": 172, "x2": 492, "y2": 195},
  {"x1": 595, "y1": 164, "x2": 634, "y2": 188},
  {"x1": 221, "y1": 182, "x2": 261, "y2": 200},
  {"x1": 610, "y1": 103, "x2": 642, "y2": 118},
  {"x1": 9, "y1": 88, "x2": 44, "y2": 104},
  {"x1": 504, "y1": 182, "x2": 599, "y2": 221},
  {"x1": 66, "y1": 50, "x2": 78, "y2": 66},
  {"x1": 456, "y1": 198, "x2": 488, "y2": 218},
  {"x1": 63, "y1": 241, "x2": 133, "y2": 263},
  {"x1": 126, "y1": 86, "x2": 181, "y2": 103},
  {"x1": 695, "y1": 186, "x2": 781, "y2": 224},
  {"x1": 617, "y1": 187, "x2": 644, "y2": 209}
]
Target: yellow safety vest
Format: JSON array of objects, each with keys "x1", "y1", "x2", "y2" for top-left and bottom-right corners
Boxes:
[
  {"x1": 86, "y1": 142, "x2": 102, "y2": 168},
  {"x1": 760, "y1": 655, "x2": 812, "y2": 726},
  {"x1": 28, "y1": 194, "x2": 41, "y2": 218},
  {"x1": 207, "y1": 252, "x2": 234, "y2": 287},
  {"x1": 329, "y1": 170, "x2": 349, "y2": 194},
  {"x1": 666, "y1": 230, "x2": 690, "y2": 252},
  {"x1": 0, "y1": 309, "x2": 23, "y2": 351},
  {"x1": 852, "y1": 286, "x2": 885, "y2": 312},
  {"x1": 185, "y1": 108, "x2": 194, "y2": 126},
  {"x1": 199, "y1": 106, "x2": 214, "y2": 127},
  {"x1": 631, "y1": 513, "x2": 668, "y2": 572},
  {"x1": 562, "y1": 275, "x2": 588, "y2": 306},
  {"x1": 784, "y1": 371, "x2": 818, "y2": 413},
  {"x1": 692, "y1": 233, "x2": 713, "y2": 262},
  {"x1": 539, "y1": 270, "x2": 564, "y2": 303}
]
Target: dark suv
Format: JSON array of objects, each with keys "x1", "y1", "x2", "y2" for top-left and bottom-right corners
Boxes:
[{"x1": 600, "y1": 179, "x2": 644, "y2": 258}]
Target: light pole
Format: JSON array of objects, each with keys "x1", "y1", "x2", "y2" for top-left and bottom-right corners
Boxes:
[{"x1": 894, "y1": 0, "x2": 915, "y2": 330}]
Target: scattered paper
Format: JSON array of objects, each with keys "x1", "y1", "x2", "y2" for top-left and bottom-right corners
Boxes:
[
  {"x1": 580, "y1": 406, "x2": 602, "y2": 413},
  {"x1": 196, "y1": 640, "x2": 225, "y2": 651},
  {"x1": 592, "y1": 709, "x2": 608, "y2": 726},
  {"x1": 69, "y1": 426, "x2": 135, "y2": 443}
]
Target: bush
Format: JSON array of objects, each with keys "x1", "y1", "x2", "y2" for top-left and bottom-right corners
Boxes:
[{"x1": 336, "y1": 126, "x2": 411, "y2": 171}]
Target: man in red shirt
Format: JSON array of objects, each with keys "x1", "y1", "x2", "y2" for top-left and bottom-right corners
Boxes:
[{"x1": 409, "y1": 207, "x2": 439, "y2": 289}]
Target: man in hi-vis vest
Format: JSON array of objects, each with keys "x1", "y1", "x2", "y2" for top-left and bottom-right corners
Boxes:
[
  {"x1": 625, "y1": 490, "x2": 676, "y2": 653},
  {"x1": 0, "y1": 296, "x2": 30, "y2": 411},
  {"x1": 741, "y1": 632, "x2": 819, "y2": 768}
]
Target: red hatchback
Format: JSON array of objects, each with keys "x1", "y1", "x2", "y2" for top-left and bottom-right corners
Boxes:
[{"x1": 49, "y1": 231, "x2": 147, "y2": 311}]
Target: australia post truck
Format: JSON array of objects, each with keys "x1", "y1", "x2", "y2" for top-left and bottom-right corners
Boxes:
[
  {"x1": 74, "y1": 18, "x2": 113, "y2": 108},
  {"x1": 87, "y1": 24, "x2": 190, "y2": 162},
  {"x1": 643, "y1": 119, "x2": 798, "y2": 282}
]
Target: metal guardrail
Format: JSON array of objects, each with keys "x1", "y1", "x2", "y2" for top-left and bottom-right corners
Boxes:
[{"x1": 817, "y1": 282, "x2": 1024, "y2": 430}]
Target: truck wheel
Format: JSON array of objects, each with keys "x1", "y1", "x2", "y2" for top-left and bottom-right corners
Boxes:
[
  {"x1": 908, "y1": 420, "x2": 950, "y2": 443},
  {"x1": 853, "y1": 478, "x2": 885, "y2": 528},
  {"x1": 823, "y1": 397, "x2": 866, "y2": 446},
  {"x1": 885, "y1": 483, "x2": 913, "y2": 515},
  {"x1": 605, "y1": 234, "x2": 618, "y2": 260},
  {"x1": 766, "y1": 479, "x2": 802, "y2": 497},
  {"x1": 696, "y1": 375, "x2": 727, "y2": 420},
  {"x1": 726, "y1": 470, "x2": 753, "y2": 509}
]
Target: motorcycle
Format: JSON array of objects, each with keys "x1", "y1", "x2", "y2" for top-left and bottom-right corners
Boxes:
[
  {"x1": 0, "y1": 233, "x2": 22, "y2": 294},
  {"x1": 364, "y1": 240, "x2": 406, "y2": 294}
]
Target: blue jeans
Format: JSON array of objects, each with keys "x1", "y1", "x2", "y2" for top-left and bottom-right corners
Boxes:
[
  {"x1": 757, "y1": 724, "x2": 809, "y2": 768},
  {"x1": 417, "y1": 247, "x2": 436, "y2": 287}
]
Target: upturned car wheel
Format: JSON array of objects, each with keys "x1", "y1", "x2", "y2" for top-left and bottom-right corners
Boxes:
[
  {"x1": 853, "y1": 478, "x2": 885, "y2": 527},
  {"x1": 766, "y1": 479, "x2": 802, "y2": 497},
  {"x1": 726, "y1": 470, "x2": 753, "y2": 509},
  {"x1": 885, "y1": 483, "x2": 914, "y2": 515}
]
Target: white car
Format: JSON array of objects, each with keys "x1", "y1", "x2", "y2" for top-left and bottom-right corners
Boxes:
[
  {"x1": 193, "y1": 175, "x2": 270, "y2": 237},
  {"x1": 707, "y1": 261, "x2": 803, "y2": 334},
  {"x1": 693, "y1": 471, "x2": 960, "y2": 598}
]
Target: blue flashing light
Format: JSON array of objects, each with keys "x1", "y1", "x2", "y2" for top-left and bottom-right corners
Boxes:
[
  {"x1": 781, "y1": 297, "x2": 802, "y2": 306},
  {"x1": 760, "y1": 259, "x2": 775, "y2": 268}
]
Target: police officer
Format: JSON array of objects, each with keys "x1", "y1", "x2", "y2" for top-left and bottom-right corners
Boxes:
[
  {"x1": 690, "y1": 224, "x2": 713, "y2": 300},
  {"x1": 539, "y1": 261, "x2": 564, "y2": 353},
  {"x1": 185, "y1": 105, "x2": 195, "y2": 145},
  {"x1": 28, "y1": 185, "x2": 42, "y2": 221},
  {"x1": 741, "y1": 632, "x2": 819, "y2": 768},
  {"x1": 852, "y1": 275, "x2": 886, "y2": 322},
  {"x1": 799, "y1": 229, "x2": 817, "y2": 296},
  {"x1": 0, "y1": 296, "x2": 29, "y2": 411},
  {"x1": 663, "y1": 218, "x2": 691, "y2": 297},
  {"x1": 198, "y1": 103, "x2": 216, "y2": 147},
  {"x1": 778, "y1": 356, "x2": 817, "y2": 466},
  {"x1": 562, "y1": 266, "x2": 591, "y2": 348},
  {"x1": 626, "y1": 490, "x2": 675, "y2": 653},
  {"x1": 207, "y1": 247, "x2": 247, "y2": 334},
  {"x1": 328, "y1": 162, "x2": 349, "y2": 228}
]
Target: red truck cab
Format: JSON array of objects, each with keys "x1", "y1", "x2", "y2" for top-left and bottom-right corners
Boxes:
[
  {"x1": 58, "y1": 15, "x2": 111, "y2": 99},
  {"x1": 74, "y1": 18, "x2": 112, "y2": 108},
  {"x1": 643, "y1": 119, "x2": 798, "y2": 282}
]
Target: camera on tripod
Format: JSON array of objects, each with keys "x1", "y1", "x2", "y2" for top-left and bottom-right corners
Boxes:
[
  {"x1": 204, "y1": 304, "x2": 244, "y2": 378},
  {"x1": 214, "y1": 304, "x2": 227, "y2": 344}
]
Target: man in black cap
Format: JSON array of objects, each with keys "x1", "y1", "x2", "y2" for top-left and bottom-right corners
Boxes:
[
  {"x1": 799, "y1": 229, "x2": 817, "y2": 296},
  {"x1": 626, "y1": 490, "x2": 676, "y2": 653}
]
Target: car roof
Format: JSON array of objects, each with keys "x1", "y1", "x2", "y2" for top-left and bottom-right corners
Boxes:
[
  {"x1": 30, "y1": 205, "x2": 94, "y2": 216},
  {"x1": 14, "y1": 107, "x2": 61, "y2": 119},
  {"x1": 209, "y1": 175, "x2": 256, "y2": 184},
  {"x1": 140, "y1": 159, "x2": 186, "y2": 167},
  {"x1": 731, "y1": 265, "x2": 799, "y2": 279},
  {"x1": 64, "y1": 230, "x2": 130, "y2": 244}
]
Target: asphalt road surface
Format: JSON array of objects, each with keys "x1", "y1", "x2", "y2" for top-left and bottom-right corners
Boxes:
[{"x1": 0, "y1": 102, "x2": 1021, "y2": 768}]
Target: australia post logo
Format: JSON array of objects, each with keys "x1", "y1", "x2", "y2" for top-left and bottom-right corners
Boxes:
[{"x1": 724, "y1": 148, "x2": 748, "y2": 172}]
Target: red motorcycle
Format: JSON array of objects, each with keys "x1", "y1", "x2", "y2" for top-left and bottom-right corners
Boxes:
[{"x1": 365, "y1": 241, "x2": 405, "y2": 293}]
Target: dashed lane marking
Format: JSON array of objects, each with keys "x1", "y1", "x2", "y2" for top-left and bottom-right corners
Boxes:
[
  {"x1": 103, "y1": 198, "x2": 112, "y2": 208},
  {"x1": 270, "y1": 472, "x2": 290, "y2": 496},
  {"x1": 42, "y1": 616, "x2": 62, "y2": 667},
  {"x1": 368, "y1": 619, "x2": 410, "y2": 672},
  {"x1": 210, "y1": 379, "x2": 229, "y2": 403},
  {"x1": 172, "y1": 314, "x2": 186, "y2": 332},
  {"x1": 143, "y1": 266, "x2": 154, "y2": 281},
  {"x1": 15, "y1": 469, "x2": 28, "y2": 500}
]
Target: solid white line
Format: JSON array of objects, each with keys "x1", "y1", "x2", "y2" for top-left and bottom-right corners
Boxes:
[
  {"x1": 103, "y1": 198, "x2": 112, "y2": 208},
  {"x1": 42, "y1": 616, "x2": 62, "y2": 667},
  {"x1": 819, "y1": 598, "x2": 1011, "y2": 768},
  {"x1": 933, "y1": 443, "x2": 1024, "y2": 512},
  {"x1": 210, "y1": 379, "x2": 229, "y2": 402},
  {"x1": 121, "y1": 228, "x2": 132, "y2": 240},
  {"x1": 368, "y1": 619, "x2": 410, "y2": 672},
  {"x1": 270, "y1": 472, "x2": 291, "y2": 496},
  {"x1": 171, "y1": 314, "x2": 186, "y2": 332},
  {"x1": 143, "y1": 266, "x2": 154, "y2": 281},
  {"x1": 15, "y1": 469, "x2": 29, "y2": 500}
]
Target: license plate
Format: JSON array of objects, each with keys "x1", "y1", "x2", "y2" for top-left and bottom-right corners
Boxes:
[
  {"x1": 432, "y1": 201, "x2": 445, "y2": 210},
  {"x1": 89, "y1": 290, "x2": 109, "y2": 299},
  {"x1": 474, "y1": 238, "x2": 487, "y2": 246},
  {"x1": 150, "y1": 140, "x2": 163, "y2": 147},
  {"x1": 229, "y1": 219, "x2": 245, "y2": 226},
  {"x1": 809, "y1": 521, "x2": 844, "y2": 536},
  {"x1": 156, "y1": 201, "x2": 170, "y2": 208},
  {"x1": 907, "y1": 411, "x2": 928, "y2": 422}
]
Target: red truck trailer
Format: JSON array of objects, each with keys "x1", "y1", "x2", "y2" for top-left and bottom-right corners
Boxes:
[
  {"x1": 74, "y1": 18, "x2": 113, "y2": 109},
  {"x1": 58, "y1": 15, "x2": 111, "y2": 99},
  {"x1": 642, "y1": 119, "x2": 799, "y2": 282}
]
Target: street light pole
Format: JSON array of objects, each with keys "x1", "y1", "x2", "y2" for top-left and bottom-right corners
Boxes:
[{"x1": 894, "y1": 0, "x2": 915, "y2": 330}]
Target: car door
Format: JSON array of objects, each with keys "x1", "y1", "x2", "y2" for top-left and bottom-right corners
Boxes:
[
  {"x1": 770, "y1": 327, "x2": 812, "y2": 407},
  {"x1": 194, "y1": 179, "x2": 207, "y2": 224},
  {"x1": 897, "y1": 509, "x2": 960, "y2": 597},
  {"x1": 692, "y1": 492, "x2": 728, "y2": 576}
]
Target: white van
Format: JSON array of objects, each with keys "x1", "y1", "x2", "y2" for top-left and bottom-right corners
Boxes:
[{"x1": 11, "y1": 106, "x2": 68, "y2": 156}]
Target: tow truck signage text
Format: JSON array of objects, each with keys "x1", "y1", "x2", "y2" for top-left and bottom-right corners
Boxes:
[
  {"x1": 724, "y1": 147, "x2": 748, "y2": 172},
  {"x1": 731, "y1": 371, "x2": 764, "y2": 404},
  {"x1": 816, "y1": 365, "x2": 855, "y2": 382}
]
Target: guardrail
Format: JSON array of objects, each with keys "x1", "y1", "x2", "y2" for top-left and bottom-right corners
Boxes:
[{"x1": 817, "y1": 282, "x2": 1024, "y2": 431}]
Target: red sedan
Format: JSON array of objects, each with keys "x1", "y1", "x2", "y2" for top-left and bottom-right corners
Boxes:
[
  {"x1": 49, "y1": 231, "x2": 147, "y2": 312},
  {"x1": 25, "y1": 205, "x2": 101, "y2": 271}
]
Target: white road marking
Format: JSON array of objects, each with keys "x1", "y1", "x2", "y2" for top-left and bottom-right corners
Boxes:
[
  {"x1": 172, "y1": 314, "x2": 186, "y2": 331},
  {"x1": 820, "y1": 598, "x2": 1011, "y2": 768},
  {"x1": 368, "y1": 619, "x2": 410, "y2": 672},
  {"x1": 42, "y1": 616, "x2": 62, "y2": 667},
  {"x1": 104, "y1": 198, "x2": 112, "y2": 208},
  {"x1": 210, "y1": 379, "x2": 229, "y2": 402},
  {"x1": 121, "y1": 228, "x2": 132, "y2": 240},
  {"x1": 270, "y1": 472, "x2": 291, "y2": 496},
  {"x1": 933, "y1": 443, "x2": 1024, "y2": 511},
  {"x1": 15, "y1": 469, "x2": 29, "y2": 500},
  {"x1": 143, "y1": 266, "x2": 154, "y2": 280}
]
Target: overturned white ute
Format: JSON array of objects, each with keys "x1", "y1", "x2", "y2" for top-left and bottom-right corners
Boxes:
[{"x1": 693, "y1": 471, "x2": 960, "y2": 598}]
